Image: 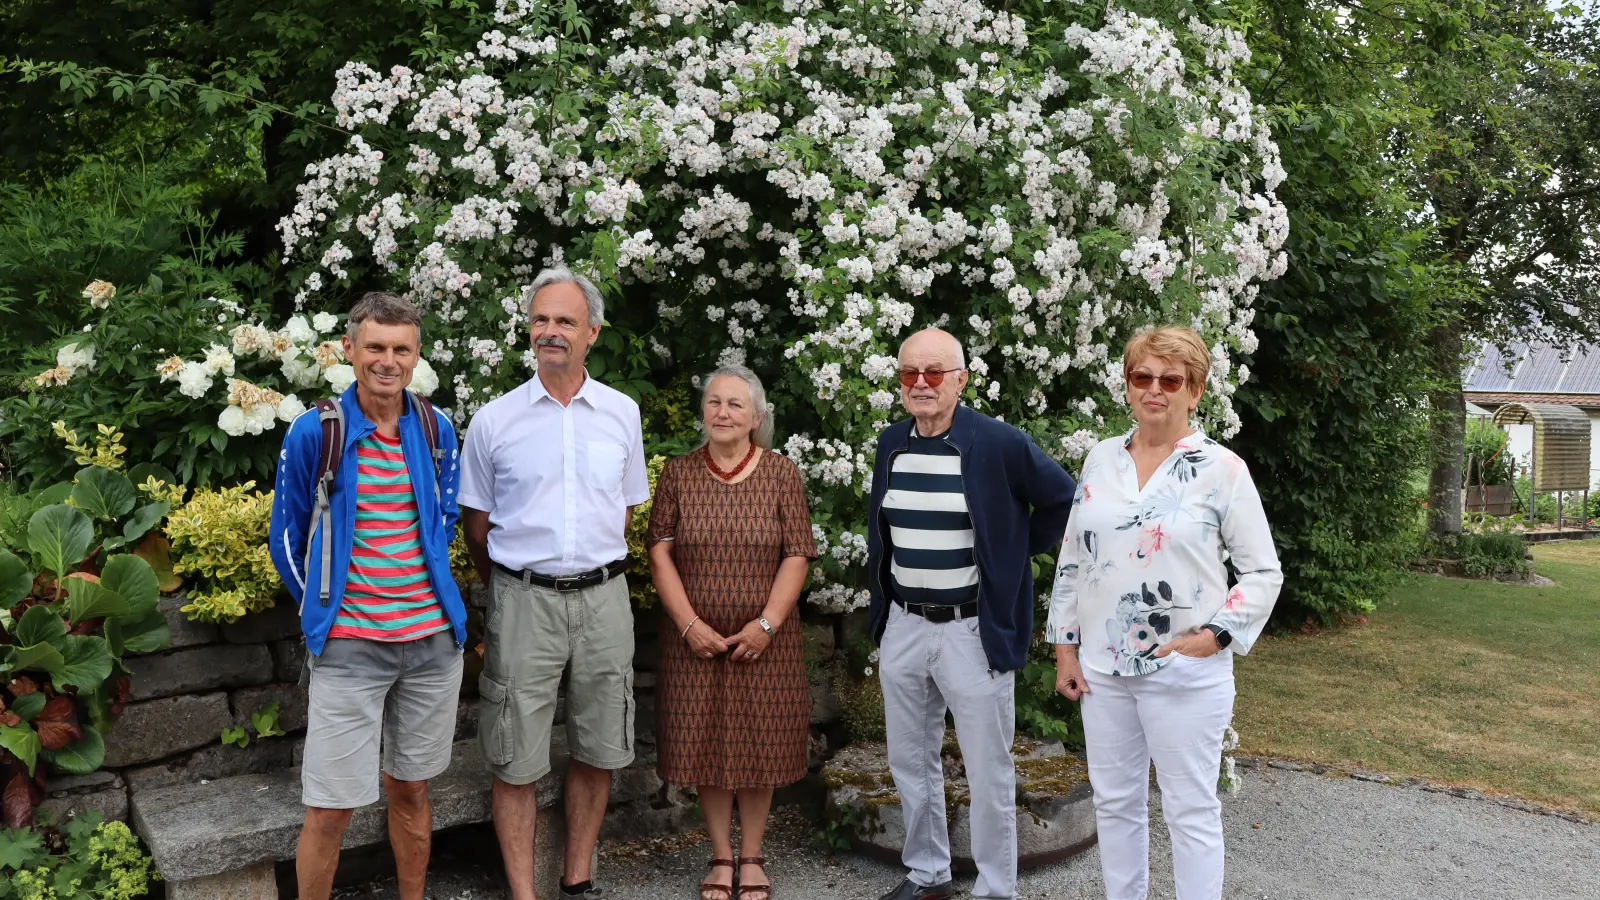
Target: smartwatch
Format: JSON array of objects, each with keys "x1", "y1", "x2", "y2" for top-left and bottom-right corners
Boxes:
[{"x1": 1202, "y1": 623, "x2": 1232, "y2": 649}]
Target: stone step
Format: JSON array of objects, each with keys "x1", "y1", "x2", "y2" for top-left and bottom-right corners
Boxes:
[{"x1": 130, "y1": 736, "x2": 567, "y2": 886}]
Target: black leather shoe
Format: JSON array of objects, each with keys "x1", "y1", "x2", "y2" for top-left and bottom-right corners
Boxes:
[{"x1": 875, "y1": 877, "x2": 954, "y2": 900}]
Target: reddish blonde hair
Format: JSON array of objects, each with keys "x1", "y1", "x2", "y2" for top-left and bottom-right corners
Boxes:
[{"x1": 1122, "y1": 326, "x2": 1209, "y2": 392}]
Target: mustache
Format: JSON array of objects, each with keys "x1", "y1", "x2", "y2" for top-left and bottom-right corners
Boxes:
[{"x1": 536, "y1": 336, "x2": 570, "y2": 350}]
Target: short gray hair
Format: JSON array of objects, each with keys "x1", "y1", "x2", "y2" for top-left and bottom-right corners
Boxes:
[
  {"x1": 526, "y1": 266, "x2": 605, "y2": 326},
  {"x1": 347, "y1": 292, "x2": 422, "y2": 342},
  {"x1": 700, "y1": 365, "x2": 775, "y2": 449},
  {"x1": 898, "y1": 328, "x2": 967, "y2": 369}
]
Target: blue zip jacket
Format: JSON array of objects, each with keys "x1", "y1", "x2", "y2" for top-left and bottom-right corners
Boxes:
[
  {"x1": 267, "y1": 384, "x2": 466, "y2": 656},
  {"x1": 867, "y1": 404, "x2": 1078, "y2": 672}
]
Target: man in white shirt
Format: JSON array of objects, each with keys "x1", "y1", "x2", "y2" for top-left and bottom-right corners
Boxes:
[{"x1": 459, "y1": 266, "x2": 649, "y2": 900}]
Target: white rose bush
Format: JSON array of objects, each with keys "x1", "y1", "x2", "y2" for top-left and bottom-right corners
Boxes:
[{"x1": 276, "y1": 0, "x2": 1288, "y2": 612}]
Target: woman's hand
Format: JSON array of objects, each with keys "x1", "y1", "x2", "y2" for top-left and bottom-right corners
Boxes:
[
  {"x1": 684, "y1": 619, "x2": 730, "y2": 660},
  {"x1": 1054, "y1": 644, "x2": 1089, "y2": 700},
  {"x1": 1155, "y1": 628, "x2": 1222, "y2": 660},
  {"x1": 725, "y1": 620, "x2": 773, "y2": 663}
]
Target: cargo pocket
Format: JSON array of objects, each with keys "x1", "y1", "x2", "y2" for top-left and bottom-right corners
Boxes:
[{"x1": 478, "y1": 673, "x2": 515, "y2": 767}]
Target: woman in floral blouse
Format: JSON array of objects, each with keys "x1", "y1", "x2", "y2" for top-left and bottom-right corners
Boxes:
[{"x1": 1049, "y1": 326, "x2": 1282, "y2": 900}]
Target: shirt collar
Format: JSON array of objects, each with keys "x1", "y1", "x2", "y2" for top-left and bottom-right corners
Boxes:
[
  {"x1": 1122, "y1": 426, "x2": 1207, "y2": 452},
  {"x1": 528, "y1": 369, "x2": 594, "y2": 407}
]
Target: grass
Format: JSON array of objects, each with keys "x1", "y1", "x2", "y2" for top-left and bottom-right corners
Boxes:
[{"x1": 1234, "y1": 539, "x2": 1600, "y2": 817}]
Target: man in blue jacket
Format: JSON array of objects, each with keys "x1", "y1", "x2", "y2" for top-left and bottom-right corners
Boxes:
[
  {"x1": 868, "y1": 328, "x2": 1077, "y2": 900},
  {"x1": 268, "y1": 292, "x2": 466, "y2": 900}
]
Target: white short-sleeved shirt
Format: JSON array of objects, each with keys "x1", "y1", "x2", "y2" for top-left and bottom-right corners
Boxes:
[{"x1": 458, "y1": 373, "x2": 649, "y2": 575}]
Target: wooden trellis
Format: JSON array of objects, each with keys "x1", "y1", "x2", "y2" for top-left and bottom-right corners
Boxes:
[{"x1": 1491, "y1": 402, "x2": 1592, "y2": 528}]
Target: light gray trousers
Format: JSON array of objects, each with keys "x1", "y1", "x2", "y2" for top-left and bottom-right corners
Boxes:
[{"x1": 880, "y1": 602, "x2": 1017, "y2": 900}]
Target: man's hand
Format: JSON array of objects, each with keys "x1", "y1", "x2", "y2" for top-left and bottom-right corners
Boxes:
[
  {"x1": 1054, "y1": 643, "x2": 1089, "y2": 700},
  {"x1": 1154, "y1": 628, "x2": 1223, "y2": 660}
]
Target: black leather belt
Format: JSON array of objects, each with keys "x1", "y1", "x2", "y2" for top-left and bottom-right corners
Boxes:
[
  {"x1": 895, "y1": 599, "x2": 979, "y2": 623},
  {"x1": 494, "y1": 558, "x2": 628, "y2": 592}
]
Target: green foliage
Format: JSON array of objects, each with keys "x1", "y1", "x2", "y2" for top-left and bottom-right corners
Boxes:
[
  {"x1": 0, "y1": 813, "x2": 158, "y2": 900},
  {"x1": 218, "y1": 725, "x2": 250, "y2": 749},
  {"x1": 163, "y1": 483, "x2": 280, "y2": 623},
  {"x1": 222, "y1": 699, "x2": 287, "y2": 749},
  {"x1": 1464, "y1": 419, "x2": 1515, "y2": 487}
]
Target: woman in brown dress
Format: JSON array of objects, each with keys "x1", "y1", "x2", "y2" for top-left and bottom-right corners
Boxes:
[{"x1": 647, "y1": 364, "x2": 817, "y2": 900}]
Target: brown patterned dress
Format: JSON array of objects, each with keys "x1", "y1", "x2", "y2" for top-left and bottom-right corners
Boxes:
[{"x1": 646, "y1": 449, "x2": 818, "y2": 789}]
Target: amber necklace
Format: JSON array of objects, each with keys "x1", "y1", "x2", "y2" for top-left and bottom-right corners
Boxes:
[{"x1": 705, "y1": 442, "x2": 758, "y2": 481}]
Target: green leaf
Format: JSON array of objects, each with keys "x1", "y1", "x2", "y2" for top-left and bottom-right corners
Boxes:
[
  {"x1": 28, "y1": 483, "x2": 73, "y2": 511},
  {"x1": 40, "y1": 726, "x2": 104, "y2": 776},
  {"x1": 47, "y1": 636, "x2": 113, "y2": 693},
  {"x1": 220, "y1": 724, "x2": 250, "y2": 748},
  {"x1": 63, "y1": 577, "x2": 131, "y2": 623},
  {"x1": 0, "y1": 822, "x2": 46, "y2": 869},
  {"x1": 126, "y1": 462, "x2": 177, "y2": 490},
  {"x1": 13, "y1": 605, "x2": 67, "y2": 647},
  {"x1": 0, "y1": 725, "x2": 40, "y2": 776},
  {"x1": 71, "y1": 467, "x2": 136, "y2": 521},
  {"x1": 7, "y1": 693, "x2": 44, "y2": 723},
  {"x1": 110, "y1": 607, "x2": 170, "y2": 655},
  {"x1": 100, "y1": 555, "x2": 159, "y2": 616},
  {"x1": 5, "y1": 643, "x2": 66, "y2": 676},
  {"x1": 0, "y1": 550, "x2": 30, "y2": 607},
  {"x1": 27, "y1": 505, "x2": 94, "y2": 578},
  {"x1": 119, "y1": 501, "x2": 170, "y2": 546}
]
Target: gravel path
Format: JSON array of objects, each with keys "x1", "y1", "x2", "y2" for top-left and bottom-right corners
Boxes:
[{"x1": 336, "y1": 767, "x2": 1598, "y2": 900}]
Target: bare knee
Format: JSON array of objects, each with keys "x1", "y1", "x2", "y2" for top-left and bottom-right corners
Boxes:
[
  {"x1": 384, "y1": 775, "x2": 430, "y2": 812},
  {"x1": 304, "y1": 806, "x2": 354, "y2": 837}
]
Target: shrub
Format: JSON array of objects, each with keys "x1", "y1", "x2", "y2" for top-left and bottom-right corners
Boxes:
[
  {"x1": 623, "y1": 455, "x2": 670, "y2": 609},
  {"x1": 162, "y1": 483, "x2": 280, "y2": 623},
  {"x1": 0, "y1": 811, "x2": 158, "y2": 900},
  {"x1": 1458, "y1": 531, "x2": 1529, "y2": 580},
  {"x1": 1464, "y1": 419, "x2": 1515, "y2": 487}
]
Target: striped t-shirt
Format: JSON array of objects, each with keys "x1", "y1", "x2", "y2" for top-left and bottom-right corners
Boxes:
[
  {"x1": 883, "y1": 429, "x2": 978, "y2": 606},
  {"x1": 329, "y1": 430, "x2": 450, "y2": 642}
]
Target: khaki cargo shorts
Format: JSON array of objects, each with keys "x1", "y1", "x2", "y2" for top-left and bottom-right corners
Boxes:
[{"x1": 479, "y1": 568, "x2": 635, "y2": 784}]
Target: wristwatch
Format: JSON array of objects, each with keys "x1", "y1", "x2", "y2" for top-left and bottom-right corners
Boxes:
[
  {"x1": 758, "y1": 617, "x2": 774, "y2": 636},
  {"x1": 1202, "y1": 623, "x2": 1232, "y2": 649}
]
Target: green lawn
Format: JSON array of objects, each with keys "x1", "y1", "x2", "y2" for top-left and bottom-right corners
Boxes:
[{"x1": 1234, "y1": 539, "x2": 1600, "y2": 816}]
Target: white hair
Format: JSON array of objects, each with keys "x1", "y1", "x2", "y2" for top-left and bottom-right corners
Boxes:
[
  {"x1": 897, "y1": 328, "x2": 967, "y2": 369},
  {"x1": 700, "y1": 365, "x2": 775, "y2": 449},
  {"x1": 526, "y1": 266, "x2": 605, "y2": 325}
]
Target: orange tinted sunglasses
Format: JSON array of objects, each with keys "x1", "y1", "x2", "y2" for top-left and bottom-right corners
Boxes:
[
  {"x1": 1128, "y1": 372, "x2": 1187, "y2": 393},
  {"x1": 898, "y1": 368, "x2": 963, "y2": 388}
]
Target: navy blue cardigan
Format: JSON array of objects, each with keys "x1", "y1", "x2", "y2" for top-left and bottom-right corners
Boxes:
[{"x1": 867, "y1": 405, "x2": 1078, "y2": 672}]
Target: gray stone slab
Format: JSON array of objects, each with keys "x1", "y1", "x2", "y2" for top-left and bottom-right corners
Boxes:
[
  {"x1": 166, "y1": 863, "x2": 277, "y2": 900},
  {"x1": 809, "y1": 672, "x2": 842, "y2": 725},
  {"x1": 103, "y1": 692, "x2": 234, "y2": 768},
  {"x1": 269, "y1": 638, "x2": 308, "y2": 682},
  {"x1": 230, "y1": 682, "x2": 309, "y2": 734},
  {"x1": 611, "y1": 764, "x2": 663, "y2": 806},
  {"x1": 124, "y1": 592, "x2": 220, "y2": 652},
  {"x1": 131, "y1": 737, "x2": 568, "y2": 882},
  {"x1": 125, "y1": 739, "x2": 296, "y2": 792},
  {"x1": 126, "y1": 644, "x2": 273, "y2": 701},
  {"x1": 45, "y1": 770, "x2": 121, "y2": 793},
  {"x1": 219, "y1": 601, "x2": 301, "y2": 644},
  {"x1": 39, "y1": 785, "x2": 129, "y2": 823}
]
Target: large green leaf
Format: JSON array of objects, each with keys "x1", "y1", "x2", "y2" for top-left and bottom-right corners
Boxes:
[
  {"x1": 99, "y1": 555, "x2": 158, "y2": 616},
  {"x1": 108, "y1": 607, "x2": 170, "y2": 655},
  {"x1": 63, "y1": 577, "x2": 131, "y2": 623},
  {"x1": 47, "y1": 636, "x2": 113, "y2": 692},
  {"x1": 71, "y1": 467, "x2": 136, "y2": 521},
  {"x1": 13, "y1": 605, "x2": 67, "y2": 648},
  {"x1": 4, "y1": 643, "x2": 66, "y2": 676},
  {"x1": 125, "y1": 463, "x2": 176, "y2": 491},
  {"x1": 26, "y1": 505, "x2": 93, "y2": 578},
  {"x1": 0, "y1": 550, "x2": 30, "y2": 607},
  {"x1": 116, "y1": 501, "x2": 170, "y2": 548},
  {"x1": 0, "y1": 724, "x2": 40, "y2": 776},
  {"x1": 28, "y1": 483, "x2": 73, "y2": 511},
  {"x1": 40, "y1": 726, "x2": 104, "y2": 776},
  {"x1": 7, "y1": 693, "x2": 45, "y2": 723}
]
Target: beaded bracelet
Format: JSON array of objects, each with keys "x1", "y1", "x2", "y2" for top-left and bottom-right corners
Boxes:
[{"x1": 680, "y1": 616, "x2": 700, "y2": 640}]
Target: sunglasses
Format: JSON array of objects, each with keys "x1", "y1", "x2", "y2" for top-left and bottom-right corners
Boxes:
[
  {"x1": 898, "y1": 367, "x2": 963, "y2": 388},
  {"x1": 1128, "y1": 372, "x2": 1188, "y2": 393}
]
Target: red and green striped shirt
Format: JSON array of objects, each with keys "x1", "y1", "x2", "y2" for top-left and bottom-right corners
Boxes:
[{"x1": 329, "y1": 430, "x2": 450, "y2": 642}]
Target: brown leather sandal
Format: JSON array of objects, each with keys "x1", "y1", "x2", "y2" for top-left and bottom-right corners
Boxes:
[
  {"x1": 700, "y1": 859, "x2": 735, "y2": 900},
  {"x1": 735, "y1": 856, "x2": 770, "y2": 900}
]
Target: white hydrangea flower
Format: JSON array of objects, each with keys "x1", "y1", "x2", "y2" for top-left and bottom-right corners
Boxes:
[
  {"x1": 284, "y1": 315, "x2": 318, "y2": 345},
  {"x1": 276, "y1": 394, "x2": 308, "y2": 422},
  {"x1": 411, "y1": 358, "x2": 440, "y2": 397},
  {"x1": 217, "y1": 405, "x2": 249, "y2": 436},
  {"x1": 82, "y1": 280, "x2": 116, "y2": 310},
  {"x1": 244, "y1": 403, "x2": 278, "y2": 434},
  {"x1": 324, "y1": 364, "x2": 357, "y2": 393},
  {"x1": 312, "y1": 312, "x2": 340, "y2": 334},
  {"x1": 56, "y1": 342, "x2": 96, "y2": 375},
  {"x1": 202, "y1": 344, "x2": 236, "y2": 377},
  {"x1": 176, "y1": 361, "x2": 214, "y2": 399}
]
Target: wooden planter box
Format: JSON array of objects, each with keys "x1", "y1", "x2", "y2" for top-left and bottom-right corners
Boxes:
[{"x1": 1465, "y1": 483, "x2": 1515, "y2": 516}]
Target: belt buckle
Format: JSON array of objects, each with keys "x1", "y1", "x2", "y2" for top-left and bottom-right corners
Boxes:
[{"x1": 555, "y1": 575, "x2": 579, "y2": 592}]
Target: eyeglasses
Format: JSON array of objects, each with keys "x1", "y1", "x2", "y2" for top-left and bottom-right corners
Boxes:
[
  {"x1": 1128, "y1": 372, "x2": 1188, "y2": 393},
  {"x1": 898, "y1": 368, "x2": 963, "y2": 388}
]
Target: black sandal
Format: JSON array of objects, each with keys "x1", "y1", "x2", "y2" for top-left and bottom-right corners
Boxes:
[
  {"x1": 701, "y1": 859, "x2": 736, "y2": 900},
  {"x1": 736, "y1": 856, "x2": 770, "y2": 900}
]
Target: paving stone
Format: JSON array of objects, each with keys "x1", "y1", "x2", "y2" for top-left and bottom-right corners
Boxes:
[
  {"x1": 103, "y1": 693, "x2": 234, "y2": 768},
  {"x1": 124, "y1": 739, "x2": 296, "y2": 792},
  {"x1": 230, "y1": 683, "x2": 309, "y2": 734},
  {"x1": 126, "y1": 644, "x2": 273, "y2": 701},
  {"x1": 611, "y1": 765, "x2": 663, "y2": 806},
  {"x1": 218, "y1": 602, "x2": 301, "y2": 644},
  {"x1": 166, "y1": 863, "x2": 277, "y2": 900},
  {"x1": 809, "y1": 671, "x2": 842, "y2": 725},
  {"x1": 45, "y1": 771, "x2": 121, "y2": 793},
  {"x1": 39, "y1": 785, "x2": 129, "y2": 823}
]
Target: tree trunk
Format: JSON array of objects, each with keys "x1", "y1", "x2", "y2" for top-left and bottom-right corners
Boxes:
[{"x1": 1427, "y1": 321, "x2": 1466, "y2": 538}]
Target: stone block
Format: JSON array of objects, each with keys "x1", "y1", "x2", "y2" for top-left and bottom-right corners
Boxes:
[
  {"x1": 809, "y1": 672, "x2": 842, "y2": 725},
  {"x1": 219, "y1": 601, "x2": 301, "y2": 644},
  {"x1": 125, "y1": 739, "x2": 296, "y2": 792},
  {"x1": 230, "y1": 683, "x2": 309, "y2": 734},
  {"x1": 802, "y1": 622, "x2": 836, "y2": 663},
  {"x1": 165, "y1": 863, "x2": 277, "y2": 900},
  {"x1": 269, "y1": 639, "x2": 307, "y2": 682},
  {"x1": 454, "y1": 697, "x2": 479, "y2": 742},
  {"x1": 610, "y1": 764, "x2": 663, "y2": 806},
  {"x1": 45, "y1": 771, "x2": 120, "y2": 793},
  {"x1": 39, "y1": 786, "x2": 129, "y2": 823},
  {"x1": 600, "y1": 786, "x2": 700, "y2": 842},
  {"x1": 103, "y1": 693, "x2": 234, "y2": 768},
  {"x1": 126, "y1": 644, "x2": 273, "y2": 702},
  {"x1": 123, "y1": 592, "x2": 219, "y2": 653}
]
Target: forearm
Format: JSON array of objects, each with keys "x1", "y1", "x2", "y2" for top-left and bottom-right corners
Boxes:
[
  {"x1": 648, "y1": 542, "x2": 698, "y2": 633},
  {"x1": 461, "y1": 509, "x2": 492, "y2": 586},
  {"x1": 759, "y1": 556, "x2": 810, "y2": 629}
]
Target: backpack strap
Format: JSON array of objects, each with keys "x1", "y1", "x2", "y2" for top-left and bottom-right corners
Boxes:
[
  {"x1": 305, "y1": 398, "x2": 346, "y2": 607},
  {"x1": 410, "y1": 391, "x2": 445, "y2": 507}
]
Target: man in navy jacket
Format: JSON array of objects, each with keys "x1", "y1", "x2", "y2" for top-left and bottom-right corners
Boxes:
[{"x1": 868, "y1": 328, "x2": 1076, "y2": 900}]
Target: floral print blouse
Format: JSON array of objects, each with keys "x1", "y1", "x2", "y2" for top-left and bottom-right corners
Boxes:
[{"x1": 1047, "y1": 429, "x2": 1283, "y2": 677}]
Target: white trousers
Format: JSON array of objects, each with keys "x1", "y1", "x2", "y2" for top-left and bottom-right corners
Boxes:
[
  {"x1": 1080, "y1": 652, "x2": 1235, "y2": 900},
  {"x1": 880, "y1": 603, "x2": 1018, "y2": 900}
]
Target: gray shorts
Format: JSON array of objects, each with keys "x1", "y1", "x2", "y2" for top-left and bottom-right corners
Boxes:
[
  {"x1": 479, "y1": 568, "x2": 635, "y2": 785},
  {"x1": 302, "y1": 631, "x2": 465, "y2": 808}
]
